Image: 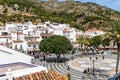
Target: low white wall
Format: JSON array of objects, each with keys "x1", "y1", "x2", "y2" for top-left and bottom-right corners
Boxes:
[{"x1": 0, "y1": 45, "x2": 32, "y2": 64}]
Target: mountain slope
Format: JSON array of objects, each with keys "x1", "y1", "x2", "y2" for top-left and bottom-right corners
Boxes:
[
  {"x1": 0, "y1": 0, "x2": 120, "y2": 30},
  {"x1": 42, "y1": 1, "x2": 120, "y2": 30}
]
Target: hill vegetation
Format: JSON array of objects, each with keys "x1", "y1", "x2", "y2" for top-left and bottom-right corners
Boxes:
[{"x1": 0, "y1": 0, "x2": 120, "y2": 30}]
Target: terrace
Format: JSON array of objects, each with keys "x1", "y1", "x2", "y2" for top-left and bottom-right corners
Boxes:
[{"x1": 0, "y1": 62, "x2": 36, "y2": 76}]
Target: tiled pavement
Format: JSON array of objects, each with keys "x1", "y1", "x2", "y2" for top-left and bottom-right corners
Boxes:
[{"x1": 33, "y1": 58, "x2": 108, "y2": 80}]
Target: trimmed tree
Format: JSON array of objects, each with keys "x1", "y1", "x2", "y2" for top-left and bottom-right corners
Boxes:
[{"x1": 39, "y1": 35, "x2": 72, "y2": 62}]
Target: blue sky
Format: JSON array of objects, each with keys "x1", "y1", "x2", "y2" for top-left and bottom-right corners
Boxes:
[{"x1": 58, "y1": 0, "x2": 120, "y2": 11}]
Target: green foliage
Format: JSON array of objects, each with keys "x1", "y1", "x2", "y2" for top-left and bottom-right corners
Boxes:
[
  {"x1": 101, "y1": 38, "x2": 110, "y2": 46},
  {"x1": 3, "y1": 8, "x2": 8, "y2": 14},
  {"x1": 83, "y1": 37, "x2": 91, "y2": 46},
  {"x1": 70, "y1": 21, "x2": 85, "y2": 30},
  {"x1": 71, "y1": 48, "x2": 76, "y2": 54},
  {"x1": 84, "y1": 16, "x2": 103, "y2": 23},
  {"x1": 67, "y1": 73, "x2": 71, "y2": 80},
  {"x1": 0, "y1": 14, "x2": 38, "y2": 23},
  {"x1": 0, "y1": 0, "x2": 119, "y2": 30},
  {"x1": 39, "y1": 35, "x2": 72, "y2": 55},
  {"x1": 112, "y1": 52, "x2": 118, "y2": 55},
  {"x1": 90, "y1": 35, "x2": 102, "y2": 47}
]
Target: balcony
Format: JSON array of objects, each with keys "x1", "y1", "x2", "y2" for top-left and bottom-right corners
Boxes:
[
  {"x1": 27, "y1": 48, "x2": 39, "y2": 51},
  {"x1": 0, "y1": 36, "x2": 11, "y2": 38},
  {"x1": 25, "y1": 36, "x2": 39, "y2": 38},
  {"x1": 27, "y1": 41, "x2": 40, "y2": 44},
  {"x1": 13, "y1": 40, "x2": 23, "y2": 43},
  {"x1": 40, "y1": 33, "x2": 53, "y2": 37}
]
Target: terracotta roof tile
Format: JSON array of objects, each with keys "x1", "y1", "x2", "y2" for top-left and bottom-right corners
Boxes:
[
  {"x1": 13, "y1": 70, "x2": 68, "y2": 80},
  {"x1": 27, "y1": 41, "x2": 40, "y2": 44},
  {"x1": 25, "y1": 36, "x2": 39, "y2": 38},
  {"x1": 13, "y1": 40, "x2": 23, "y2": 43},
  {"x1": 0, "y1": 36, "x2": 11, "y2": 38}
]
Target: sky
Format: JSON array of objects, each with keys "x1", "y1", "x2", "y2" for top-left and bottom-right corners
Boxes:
[{"x1": 58, "y1": 0, "x2": 120, "y2": 12}]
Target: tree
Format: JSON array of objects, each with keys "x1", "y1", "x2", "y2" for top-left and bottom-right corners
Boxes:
[
  {"x1": 82, "y1": 37, "x2": 91, "y2": 54},
  {"x1": 39, "y1": 35, "x2": 72, "y2": 62},
  {"x1": 103, "y1": 21, "x2": 120, "y2": 74},
  {"x1": 101, "y1": 36, "x2": 110, "y2": 51},
  {"x1": 90, "y1": 36, "x2": 102, "y2": 48},
  {"x1": 89, "y1": 35, "x2": 102, "y2": 54},
  {"x1": 76, "y1": 36, "x2": 84, "y2": 50}
]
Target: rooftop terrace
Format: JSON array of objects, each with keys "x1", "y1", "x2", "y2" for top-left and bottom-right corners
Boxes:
[{"x1": 0, "y1": 62, "x2": 36, "y2": 76}]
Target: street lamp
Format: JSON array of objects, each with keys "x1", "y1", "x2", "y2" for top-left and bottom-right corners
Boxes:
[
  {"x1": 92, "y1": 59, "x2": 95, "y2": 76},
  {"x1": 90, "y1": 56, "x2": 99, "y2": 77}
]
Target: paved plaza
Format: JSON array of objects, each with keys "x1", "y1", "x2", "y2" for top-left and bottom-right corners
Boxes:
[
  {"x1": 68, "y1": 54, "x2": 118, "y2": 78},
  {"x1": 33, "y1": 52, "x2": 118, "y2": 80}
]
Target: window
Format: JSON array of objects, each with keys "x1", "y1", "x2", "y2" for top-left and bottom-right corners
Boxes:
[
  {"x1": 20, "y1": 45, "x2": 22, "y2": 49},
  {"x1": 28, "y1": 32, "x2": 30, "y2": 36},
  {"x1": 33, "y1": 45, "x2": 36, "y2": 48},
  {"x1": 15, "y1": 45, "x2": 17, "y2": 49},
  {"x1": 28, "y1": 45, "x2": 31, "y2": 47},
  {"x1": 6, "y1": 39, "x2": 8, "y2": 43}
]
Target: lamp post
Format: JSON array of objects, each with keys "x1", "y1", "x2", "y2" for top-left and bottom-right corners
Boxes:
[
  {"x1": 92, "y1": 59, "x2": 95, "y2": 76},
  {"x1": 90, "y1": 56, "x2": 98, "y2": 77}
]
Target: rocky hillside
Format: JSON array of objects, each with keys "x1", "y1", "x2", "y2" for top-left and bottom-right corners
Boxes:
[
  {"x1": 0, "y1": 0, "x2": 120, "y2": 30},
  {"x1": 42, "y1": 1, "x2": 120, "y2": 30}
]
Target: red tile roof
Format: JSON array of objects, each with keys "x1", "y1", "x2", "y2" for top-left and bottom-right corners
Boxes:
[
  {"x1": 13, "y1": 40, "x2": 23, "y2": 43},
  {"x1": 13, "y1": 70, "x2": 68, "y2": 80}
]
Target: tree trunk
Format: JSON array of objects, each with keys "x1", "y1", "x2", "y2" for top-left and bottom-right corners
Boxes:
[
  {"x1": 86, "y1": 46, "x2": 89, "y2": 55},
  {"x1": 81, "y1": 43, "x2": 83, "y2": 51},
  {"x1": 93, "y1": 46, "x2": 99, "y2": 54},
  {"x1": 116, "y1": 42, "x2": 120, "y2": 74},
  {"x1": 43, "y1": 55, "x2": 46, "y2": 61}
]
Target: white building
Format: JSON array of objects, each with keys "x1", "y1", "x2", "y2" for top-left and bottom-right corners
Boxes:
[
  {"x1": 0, "y1": 45, "x2": 48, "y2": 80},
  {"x1": 0, "y1": 21, "x2": 105, "y2": 53},
  {"x1": 85, "y1": 28, "x2": 105, "y2": 37}
]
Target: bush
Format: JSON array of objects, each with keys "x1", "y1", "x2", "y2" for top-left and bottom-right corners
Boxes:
[
  {"x1": 112, "y1": 52, "x2": 118, "y2": 55},
  {"x1": 67, "y1": 73, "x2": 71, "y2": 80}
]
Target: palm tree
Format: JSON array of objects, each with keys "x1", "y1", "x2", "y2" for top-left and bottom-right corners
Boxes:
[
  {"x1": 104, "y1": 21, "x2": 120, "y2": 74},
  {"x1": 82, "y1": 37, "x2": 91, "y2": 54},
  {"x1": 76, "y1": 36, "x2": 84, "y2": 51}
]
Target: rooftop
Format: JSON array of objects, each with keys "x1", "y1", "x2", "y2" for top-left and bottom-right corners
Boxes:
[
  {"x1": 0, "y1": 62, "x2": 36, "y2": 76},
  {"x1": 13, "y1": 70, "x2": 68, "y2": 80}
]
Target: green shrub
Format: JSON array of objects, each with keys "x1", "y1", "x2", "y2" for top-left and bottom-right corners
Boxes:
[
  {"x1": 112, "y1": 52, "x2": 118, "y2": 55},
  {"x1": 67, "y1": 73, "x2": 71, "y2": 80}
]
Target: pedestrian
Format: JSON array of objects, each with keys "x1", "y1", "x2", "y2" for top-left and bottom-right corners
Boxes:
[
  {"x1": 82, "y1": 76, "x2": 85, "y2": 80},
  {"x1": 83, "y1": 70, "x2": 87, "y2": 73},
  {"x1": 67, "y1": 66, "x2": 70, "y2": 70},
  {"x1": 96, "y1": 57, "x2": 98, "y2": 61},
  {"x1": 90, "y1": 57, "x2": 92, "y2": 61},
  {"x1": 72, "y1": 57, "x2": 73, "y2": 61},
  {"x1": 102, "y1": 56, "x2": 104, "y2": 60},
  {"x1": 87, "y1": 67, "x2": 90, "y2": 73}
]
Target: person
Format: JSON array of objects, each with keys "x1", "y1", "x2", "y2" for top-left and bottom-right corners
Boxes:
[
  {"x1": 83, "y1": 70, "x2": 87, "y2": 73},
  {"x1": 90, "y1": 57, "x2": 92, "y2": 61},
  {"x1": 102, "y1": 56, "x2": 104, "y2": 60},
  {"x1": 82, "y1": 76, "x2": 85, "y2": 80},
  {"x1": 87, "y1": 67, "x2": 90, "y2": 73},
  {"x1": 67, "y1": 66, "x2": 70, "y2": 70},
  {"x1": 96, "y1": 57, "x2": 98, "y2": 61},
  {"x1": 31, "y1": 58, "x2": 34, "y2": 64},
  {"x1": 72, "y1": 56, "x2": 73, "y2": 61}
]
